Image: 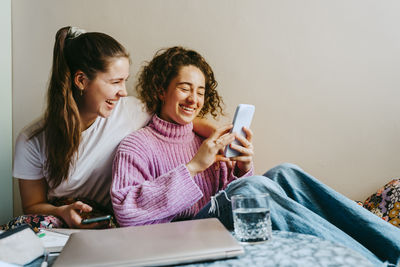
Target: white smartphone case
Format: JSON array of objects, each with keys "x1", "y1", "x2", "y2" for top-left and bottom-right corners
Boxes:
[{"x1": 224, "y1": 104, "x2": 255, "y2": 158}]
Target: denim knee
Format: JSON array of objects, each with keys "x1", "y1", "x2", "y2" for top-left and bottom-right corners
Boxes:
[
  {"x1": 226, "y1": 176, "x2": 286, "y2": 197},
  {"x1": 263, "y1": 163, "x2": 302, "y2": 177}
]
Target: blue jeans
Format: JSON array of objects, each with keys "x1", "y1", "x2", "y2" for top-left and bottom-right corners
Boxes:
[{"x1": 194, "y1": 163, "x2": 400, "y2": 266}]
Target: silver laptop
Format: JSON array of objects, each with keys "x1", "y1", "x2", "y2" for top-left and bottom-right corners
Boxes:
[{"x1": 53, "y1": 218, "x2": 244, "y2": 267}]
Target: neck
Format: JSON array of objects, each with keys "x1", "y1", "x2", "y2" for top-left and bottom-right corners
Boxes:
[
  {"x1": 149, "y1": 114, "x2": 194, "y2": 141},
  {"x1": 76, "y1": 97, "x2": 97, "y2": 131},
  {"x1": 157, "y1": 112, "x2": 192, "y2": 126},
  {"x1": 79, "y1": 113, "x2": 97, "y2": 131}
]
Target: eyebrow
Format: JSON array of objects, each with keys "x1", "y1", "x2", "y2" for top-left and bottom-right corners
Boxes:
[
  {"x1": 109, "y1": 75, "x2": 130, "y2": 81},
  {"x1": 177, "y1": 82, "x2": 205, "y2": 89}
]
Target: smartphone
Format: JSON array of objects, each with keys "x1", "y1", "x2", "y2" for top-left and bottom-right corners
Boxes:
[
  {"x1": 81, "y1": 215, "x2": 112, "y2": 225},
  {"x1": 224, "y1": 104, "x2": 255, "y2": 158}
]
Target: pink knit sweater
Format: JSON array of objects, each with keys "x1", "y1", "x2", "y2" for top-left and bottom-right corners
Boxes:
[{"x1": 111, "y1": 115, "x2": 253, "y2": 227}]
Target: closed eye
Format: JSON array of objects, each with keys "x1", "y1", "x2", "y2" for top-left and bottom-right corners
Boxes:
[
  {"x1": 197, "y1": 88, "x2": 205, "y2": 96},
  {"x1": 178, "y1": 86, "x2": 190, "y2": 91},
  {"x1": 111, "y1": 77, "x2": 129, "y2": 84},
  {"x1": 111, "y1": 79, "x2": 123, "y2": 84}
]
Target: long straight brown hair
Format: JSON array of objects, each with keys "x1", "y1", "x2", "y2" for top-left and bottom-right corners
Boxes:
[{"x1": 31, "y1": 26, "x2": 129, "y2": 188}]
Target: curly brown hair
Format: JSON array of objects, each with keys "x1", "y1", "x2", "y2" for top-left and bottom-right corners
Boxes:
[{"x1": 135, "y1": 46, "x2": 223, "y2": 118}]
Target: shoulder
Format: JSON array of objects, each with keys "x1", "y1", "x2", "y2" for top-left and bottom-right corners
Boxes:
[
  {"x1": 15, "y1": 118, "x2": 45, "y2": 149},
  {"x1": 121, "y1": 96, "x2": 144, "y2": 109},
  {"x1": 19, "y1": 117, "x2": 44, "y2": 137},
  {"x1": 119, "y1": 96, "x2": 150, "y2": 119},
  {"x1": 13, "y1": 118, "x2": 46, "y2": 179},
  {"x1": 108, "y1": 96, "x2": 151, "y2": 131}
]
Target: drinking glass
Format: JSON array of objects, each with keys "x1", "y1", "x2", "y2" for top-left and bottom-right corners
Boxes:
[{"x1": 231, "y1": 193, "x2": 272, "y2": 244}]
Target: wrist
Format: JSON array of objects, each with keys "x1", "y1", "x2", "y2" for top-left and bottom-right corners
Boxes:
[
  {"x1": 235, "y1": 163, "x2": 251, "y2": 177},
  {"x1": 53, "y1": 205, "x2": 67, "y2": 219},
  {"x1": 186, "y1": 161, "x2": 200, "y2": 177}
]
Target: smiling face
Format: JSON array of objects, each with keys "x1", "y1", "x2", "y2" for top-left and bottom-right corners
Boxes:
[
  {"x1": 77, "y1": 57, "x2": 129, "y2": 128},
  {"x1": 159, "y1": 65, "x2": 206, "y2": 125}
]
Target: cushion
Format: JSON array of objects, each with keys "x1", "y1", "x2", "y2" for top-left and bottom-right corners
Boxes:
[{"x1": 363, "y1": 179, "x2": 400, "y2": 228}]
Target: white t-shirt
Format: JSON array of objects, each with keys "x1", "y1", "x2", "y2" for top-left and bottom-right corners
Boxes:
[{"x1": 13, "y1": 96, "x2": 151, "y2": 206}]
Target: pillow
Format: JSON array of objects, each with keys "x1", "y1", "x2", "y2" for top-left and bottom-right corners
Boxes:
[{"x1": 363, "y1": 179, "x2": 400, "y2": 228}]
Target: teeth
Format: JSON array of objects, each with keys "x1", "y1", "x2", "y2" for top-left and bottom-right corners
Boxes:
[
  {"x1": 180, "y1": 105, "x2": 194, "y2": 111},
  {"x1": 106, "y1": 100, "x2": 117, "y2": 105}
]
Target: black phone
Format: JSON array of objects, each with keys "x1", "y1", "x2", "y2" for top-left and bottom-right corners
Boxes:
[{"x1": 81, "y1": 215, "x2": 112, "y2": 224}]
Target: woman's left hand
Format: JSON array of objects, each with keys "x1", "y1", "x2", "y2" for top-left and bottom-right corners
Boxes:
[{"x1": 228, "y1": 127, "x2": 254, "y2": 174}]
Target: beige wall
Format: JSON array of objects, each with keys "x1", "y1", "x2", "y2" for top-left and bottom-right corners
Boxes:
[{"x1": 12, "y1": 0, "x2": 400, "y2": 214}]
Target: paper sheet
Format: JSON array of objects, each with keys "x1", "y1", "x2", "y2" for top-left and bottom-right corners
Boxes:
[{"x1": 38, "y1": 230, "x2": 70, "y2": 253}]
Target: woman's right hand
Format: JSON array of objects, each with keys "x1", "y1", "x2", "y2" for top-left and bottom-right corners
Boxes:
[
  {"x1": 58, "y1": 201, "x2": 108, "y2": 229},
  {"x1": 58, "y1": 201, "x2": 91, "y2": 228},
  {"x1": 186, "y1": 124, "x2": 235, "y2": 176},
  {"x1": 19, "y1": 179, "x2": 107, "y2": 229}
]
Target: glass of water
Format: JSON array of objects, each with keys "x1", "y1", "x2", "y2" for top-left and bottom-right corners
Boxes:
[{"x1": 231, "y1": 193, "x2": 272, "y2": 244}]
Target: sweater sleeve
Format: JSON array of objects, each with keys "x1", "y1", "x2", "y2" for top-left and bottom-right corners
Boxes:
[{"x1": 111, "y1": 147, "x2": 203, "y2": 227}]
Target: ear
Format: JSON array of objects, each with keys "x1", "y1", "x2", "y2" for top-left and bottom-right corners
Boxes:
[
  {"x1": 158, "y1": 89, "x2": 166, "y2": 101},
  {"x1": 73, "y1": 71, "x2": 88, "y2": 91}
]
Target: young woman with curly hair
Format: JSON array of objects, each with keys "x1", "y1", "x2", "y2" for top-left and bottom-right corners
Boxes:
[
  {"x1": 111, "y1": 46, "x2": 400, "y2": 266},
  {"x1": 111, "y1": 46, "x2": 254, "y2": 227}
]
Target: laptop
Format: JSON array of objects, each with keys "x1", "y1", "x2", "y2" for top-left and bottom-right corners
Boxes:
[{"x1": 53, "y1": 218, "x2": 244, "y2": 267}]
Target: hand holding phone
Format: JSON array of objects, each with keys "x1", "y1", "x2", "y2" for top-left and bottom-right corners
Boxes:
[
  {"x1": 224, "y1": 104, "x2": 255, "y2": 158},
  {"x1": 81, "y1": 215, "x2": 112, "y2": 225}
]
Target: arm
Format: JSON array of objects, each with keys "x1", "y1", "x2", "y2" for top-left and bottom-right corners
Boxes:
[
  {"x1": 19, "y1": 178, "x2": 57, "y2": 215},
  {"x1": 111, "y1": 148, "x2": 203, "y2": 227},
  {"x1": 18, "y1": 178, "x2": 96, "y2": 228},
  {"x1": 192, "y1": 117, "x2": 217, "y2": 138},
  {"x1": 14, "y1": 127, "x2": 105, "y2": 229}
]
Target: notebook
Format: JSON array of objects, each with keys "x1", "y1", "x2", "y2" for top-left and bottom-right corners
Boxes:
[{"x1": 53, "y1": 218, "x2": 244, "y2": 267}]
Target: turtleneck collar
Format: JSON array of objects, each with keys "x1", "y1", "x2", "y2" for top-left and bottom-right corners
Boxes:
[{"x1": 148, "y1": 114, "x2": 194, "y2": 143}]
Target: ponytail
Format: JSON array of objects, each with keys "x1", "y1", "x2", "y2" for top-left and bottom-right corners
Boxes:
[{"x1": 31, "y1": 26, "x2": 129, "y2": 188}]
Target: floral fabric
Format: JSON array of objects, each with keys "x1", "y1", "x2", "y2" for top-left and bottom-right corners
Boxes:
[
  {"x1": 363, "y1": 179, "x2": 400, "y2": 228},
  {"x1": 0, "y1": 197, "x2": 116, "y2": 232},
  {"x1": 0, "y1": 214, "x2": 65, "y2": 233}
]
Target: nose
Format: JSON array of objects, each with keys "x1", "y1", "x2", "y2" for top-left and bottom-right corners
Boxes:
[
  {"x1": 187, "y1": 90, "x2": 197, "y2": 103},
  {"x1": 118, "y1": 82, "x2": 128, "y2": 97}
]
